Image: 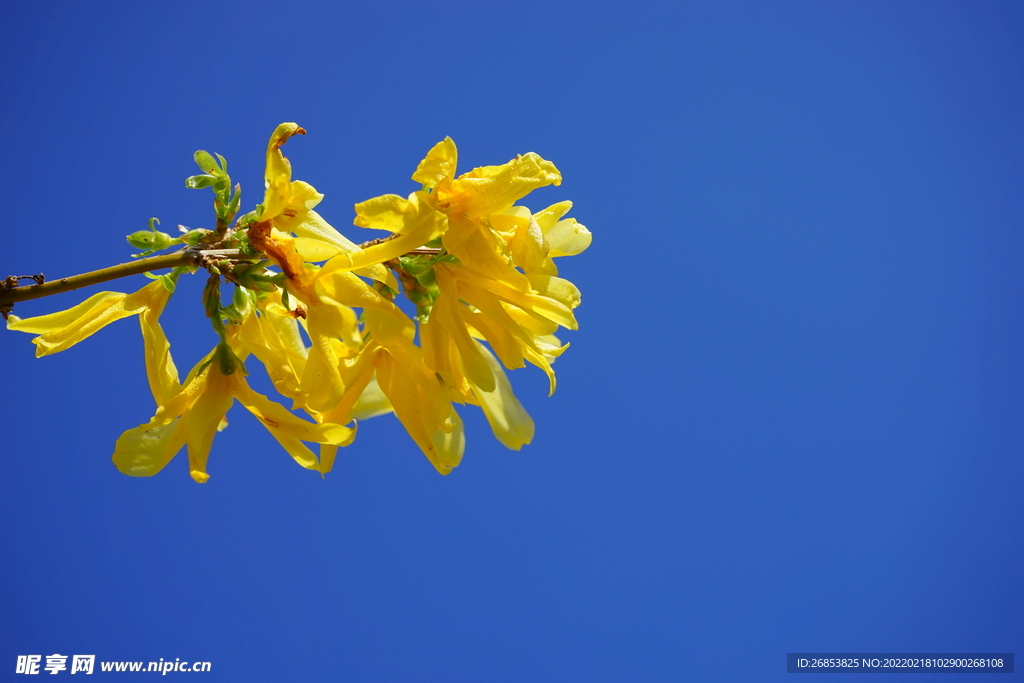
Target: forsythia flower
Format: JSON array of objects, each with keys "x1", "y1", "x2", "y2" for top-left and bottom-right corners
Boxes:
[
  {"x1": 113, "y1": 341, "x2": 356, "y2": 483},
  {"x1": 6, "y1": 123, "x2": 590, "y2": 481},
  {"x1": 7, "y1": 280, "x2": 172, "y2": 357}
]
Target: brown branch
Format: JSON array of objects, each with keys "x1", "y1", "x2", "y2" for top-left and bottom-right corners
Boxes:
[
  {"x1": 0, "y1": 249, "x2": 243, "y2": 314},
  {"x1": 0, "y1": 242, "x2": 439, "y2": 320}
]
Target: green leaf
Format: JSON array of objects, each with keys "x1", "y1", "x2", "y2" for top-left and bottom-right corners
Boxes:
[
  {"x1": 414, "y1": 268, "x2": 437, "y2": 288},
  {"x1": 193, "y1": 150, "x2": 219, "y2": 174},
  {"x1": 185, "y1": 174, "x2": 216, "y2": 189},
  {"x1": 221, "y1": 305, "x2": 244, "y2": 325},
  {"x1": 157, "y1": 274, "x2": 176, "y2": 293},
  {"x1": 226, "y1": 183, "x2": 241, "y2": 215}
]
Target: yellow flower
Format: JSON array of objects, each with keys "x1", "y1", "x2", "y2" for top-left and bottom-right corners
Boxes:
[
  {"x1": 257, "y1": 122, "x2": 394, "y2": 284},
  {"x1": 489, "y1": 201, "x2": 592, "y2": 276},
  {"x1": 321, "y1": 190, "x2": 448, "y2": 275},
  {"x1": 330, "y1": 137, "x2": 589, "y2": 458},
  {"x1": 7, "y1": 280, "x2": 173, "y2": 358},
  {"x1": 314, "y1": 273, "x2": 465, "y2": 474},
  {"x1": 246, "y1": 123, "x2": 464, "y2": 476},
  {"x1": 113, "y1": 343, "x2": 356, "y2": 483},
  {"x1": 249, "y1": 123, "x2": 388, "y2": 413},
  {"x1": 235, "y1": 290, "x2": 308, "y2": 403},
  {"x1": 6, "y1": 124, "x2": 589, "y2": 481}
]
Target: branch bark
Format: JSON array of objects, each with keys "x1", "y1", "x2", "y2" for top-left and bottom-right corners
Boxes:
[{"x1": 0, "y1": 249, "x2": 243, "y2": 310}]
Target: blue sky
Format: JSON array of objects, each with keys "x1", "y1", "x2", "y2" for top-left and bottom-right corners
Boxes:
[{"x1": 1, "y1": 1, "x2": 1021, "y2": 680}]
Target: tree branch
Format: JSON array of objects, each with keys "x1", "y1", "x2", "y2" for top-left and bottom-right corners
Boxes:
[{"x1": 0, "y1": 249, "x2": 243, "y2": 313}]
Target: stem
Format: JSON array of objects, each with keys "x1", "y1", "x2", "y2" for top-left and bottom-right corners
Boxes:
[
  {"x1": 0, "y1": 249, "x2": 242, "y2": 308},
  {"x1": 1, "y1": 243, "x2": 436, "y2": 316}
]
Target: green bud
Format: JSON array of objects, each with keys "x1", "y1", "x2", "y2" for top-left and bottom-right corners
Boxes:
[
  {"x1": 234, "y1": 230, "x2": 258, "y2": 257},
  {"x1": 232, "y1": 284, "x2": 250, "y2": 312},
  {"x1": 127, "y1": 217, "x2": 175, "y2": 252},
  {"x1": 234, "y1": 211, "x2": 257, "y2": 231},
  {"x1": 181, "y1": 229, "x2": 206, "y2": 247},
  {"x1": 127, "y1": 230, "x2": 158, "y2": 249},
  {"x1": 214, "y1": 342, "x2": 247, "y2": 377},
  {"x1": 234, "y1": 263, "x2": 279, "y2": 293},
  {"x1": 202, "y1": 276, "x2": 221, "y2": 319},
  {"x1": 217, "y1": 343, "x2": 237, "y2": 375}
]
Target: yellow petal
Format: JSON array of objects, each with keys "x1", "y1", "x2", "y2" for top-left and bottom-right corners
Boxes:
[
  {"x1": 502, "y1": 303, "x2": 559, "y2": 336},
  {"x1": 262, "y1": 123, "x2": 306, "y2": 220},
  {"x1": 112, "y1": 418, "x2": 187, "y2": 477},
  {"x1": 318, "y1": 345, "x2": 382, "y2": 475},
  {"x1": 236, "y1": 304, "x2": 306, "y2": 400},
  {"x1": 471, "y1": 343, "x2": 534, "y2": 450},
  {"x1": 287, "y1": 208, "x2": 356, "y2": 250},
  {"x1": 489, "y1": 205, "x2": 533, "y2": 235},
  {"x1": 440, "y1": 215, "x2": 530, "y2": 289},
  {"x1": 352, "y1": 375, "x2": 393, "y2": 420},
  {"x1": 322, "y1": 345, "x2": 381, "y2": 427},
  {"x1": 297, "y1": 312, "x2": 350, "y2": 413},
  {"x1": 376, "y1": 352, "x2": 457, "y2": 474},
  {"x1": 433, "y1": 268, "x2": 495, "y2": 392},
  {"x1": 522, "y1": 345, "x2": 557, "y2": 396},
  {"x1": 352, "y1": 193, "x2": 415, "y2": 232},
  {"x1": 447, "y1": 264, "x2": 577, "y2": 330},
  {"x1": 489, "y1": 206, "x2": 552, "y2": 274},
  {"x1": 545, "y1": 217, "x2": 592, "y2": 257},
  {"x1": 284, "y1": 179, "x2": 324, "y2": 211},
  {"x1": 230, "y1": 373, "x2": 355, "y2": 473},
  {"x1": 430, "y1": 407, "x2": 465, "y2": 472},
  {"x1": 459, "y1": 306, "x2": 526, "y2": 372},
  {"x1": 183, "y1": 366, "x2": 234, "y2": 483},
  {"x1": 330, "y1": 192, "x2": 447, "y2": 273},
  {"x1": 7, "y1": 291, "x2": 123, "y2": 334},
  {"x1": 532, "y1": 201, "x2": 573, "y2": 231},
  {"x1": 411, "y1": 137, "x2": 458, "y2": 189},
  {"x1": 526, "y1": 274, "x2": 582, "y2": 310},
  {"x1": 448, "y1": 152, "x2": 561, "y2": 217},
  {"x1": 137, "y1": 284, "x2": 178, "y2": 405},
  {"x1": 9, "y1": 281, "x2": 169, "y2": 357},
  {"x1": 292, "y1": 237, "x2": 343, "y2": 261}
]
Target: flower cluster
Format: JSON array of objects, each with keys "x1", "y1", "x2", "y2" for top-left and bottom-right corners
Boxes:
[{"x1": 7, "y1": 124, "x2": 590, "y2": 482}]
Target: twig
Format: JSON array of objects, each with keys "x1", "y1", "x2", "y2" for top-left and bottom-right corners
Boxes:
[{"x1": 0, "y1": 249, "x2": 243, "y2": 313}]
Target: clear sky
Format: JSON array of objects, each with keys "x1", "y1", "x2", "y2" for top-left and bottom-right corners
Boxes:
[{"x1": 1, "y1": 1, "x2": 1022, "y2": 680}]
